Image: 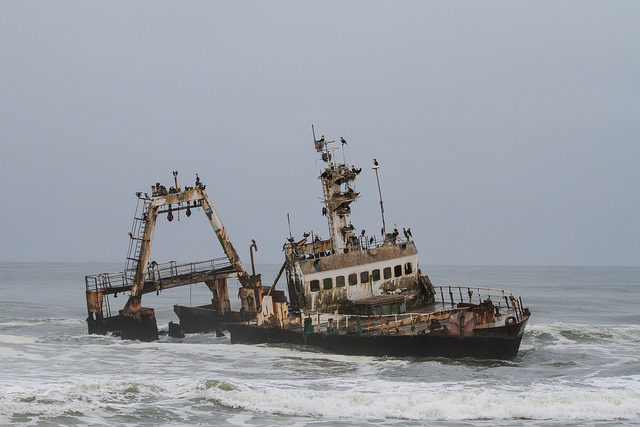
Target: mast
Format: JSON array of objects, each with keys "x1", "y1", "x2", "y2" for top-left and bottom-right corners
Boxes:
[{"x1": 314, "y1": 133, "x2": 360, "y2": 253}]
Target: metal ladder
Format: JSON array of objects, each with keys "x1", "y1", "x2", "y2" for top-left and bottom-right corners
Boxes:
[{"x1": 124, "y1": 197, "x2": 151, "y2": 284}]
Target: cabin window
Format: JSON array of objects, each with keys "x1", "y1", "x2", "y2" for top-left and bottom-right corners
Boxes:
[
  {"x1": 336, "y1": 275, "x2": 345, "y2": 287},
  {"x1": 348, "y1": 273, "x2": 357, "y2": 286},
  {"x1": 372, "y1": 269, "x2": 381, "y2": 281},
  {"x1": 323, "y1": 278, "x2": 333, "y2": 290},
  {"x1": 383, "y1": 267, "x2": 392, "y2": 279},
  {"x1": 394, "y1": 265, "x2": 402, "y2": 277},
  {"x1": 360, "y1": 271, "x2": 369, "y2": 283},
  {"x1": 405, "y1": 263, "x2": 413, "y2": 274},
  {"x1": 310, "y1": 280, "x2": 320, "y2": 292}
]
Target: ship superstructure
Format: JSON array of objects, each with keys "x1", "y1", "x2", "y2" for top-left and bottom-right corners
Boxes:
[{"x1": 284, "y1": 135, "x2": 435, "y2": 314}]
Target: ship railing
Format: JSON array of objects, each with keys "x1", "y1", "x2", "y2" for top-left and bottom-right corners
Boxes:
[
  {"x1": 144, "y1": 257, "x2": 232, "y2": 282},
  {"x1": 85, "y1": 257, "x2": 233, "y2": 292},
  {"x1": 291, "y1": 235, "x2": 413, "y2": 260},
  {"x1": 357, "y1": 235, "x2": 411, "y2": 251},
  {"x1": 432, "y1": 285, "x2": 527, "y2": 322},
  {"x1": 299, "y1": 310, "x2": 462, "y2": 335},
  {"x1": 298, "y1": 286, "x2": 526, "y2": 335}
]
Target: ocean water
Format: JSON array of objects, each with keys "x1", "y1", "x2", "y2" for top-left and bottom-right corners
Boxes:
[{"x1": 0, "y1": 262, "x2": 639, "y2": 426}]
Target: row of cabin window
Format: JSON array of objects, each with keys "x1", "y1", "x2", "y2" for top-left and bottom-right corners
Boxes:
[{"x1": 309, "y1": 263, "x2": 413, "y2": 292}]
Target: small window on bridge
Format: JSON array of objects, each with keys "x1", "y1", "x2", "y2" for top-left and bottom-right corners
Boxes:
[
  {"x1": 383, "y1": 267, "x2": 392, "y2": 279},
  {"x1": 323, "y1": 278, "x2": 333, "y2": 290},
  {"x1": 336, "y1": 275, "x2": 345, "y2": 287},
  {"x1": 348, "y1": 273, "x2": 357, "y2": 286},
  {"x1": 394, "y1": 265, "x2": 402, "y2": 277},
  {"x1": 360, "y1": 271, "x2": 369, "y2": 283},
  {"x1": 372, "y1": 269, "x2": 381, "y2": 281},
  {"x1": 310, "y1": 280, "x2": 320, "y2": 292},
  {"x1": 404, "y1": 263, "x2": 412, "y2": 274}
]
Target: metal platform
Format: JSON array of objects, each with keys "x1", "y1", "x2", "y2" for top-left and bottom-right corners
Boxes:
[{"x1": 85, "y1": 257, "x2": 240, "y2": 320}]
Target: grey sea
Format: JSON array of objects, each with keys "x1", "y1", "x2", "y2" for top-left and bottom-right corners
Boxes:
[{"x1": 1, "y1": 262, "x2": 639, "y2": 426}]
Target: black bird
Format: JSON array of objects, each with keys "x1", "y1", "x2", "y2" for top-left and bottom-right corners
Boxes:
[
  {"x1": 340, "y1": 137, "x2": 347, "y2": 145},
  {"x1": 373, "y1": 159, "x2": 379, "y2": 166},
  {"x1": 369, "y1": 236, "x2": 374, "y2": 244},
  {"x1": 403, "y1": 228, "x2": 409, "y2": 240},
  {"x1": 361, "y1": 229, "x2": 366, "y2": 236},
  {"x1": 406, "y1": 228, "x2": 412, "y2": 238},
  {"x1": 303, "y1": 232, "x2": 310, "y2": 238},
  {"x1": 287, "y1": 237, "x2": 295, "y2": 243},
  {"x1": 322, "y1": 207, "x2": 327, "y2": 216}
]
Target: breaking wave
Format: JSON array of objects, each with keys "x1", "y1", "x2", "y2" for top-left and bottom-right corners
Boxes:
[
  {"x1": 199, "y1": 376, "x2": 640, "y2": 421},
  {"x1": 2, "y1": 321, "x2": 640, "y2": 424},
  {"x1": 0, "y1": 318, "x2": 84, "y2": 327},
  {"x1": 1, "y1": 375, "x2": 639, "y2": 424}
]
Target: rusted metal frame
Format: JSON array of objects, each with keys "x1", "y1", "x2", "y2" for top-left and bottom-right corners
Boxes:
[
  {"x1": 249, "y1": 240, "x2": 258, "y2": 276},
  {"x1": 509, "y1": 296, "x2": 520, "y2": 322},
  {"x1": 151, "y1": 188, "x2": 202, "y2": 207},
  {"x1": 360, "y1": 309, "x2": 464, "y2": 333},
  {"x1": 518, "y1": 297, "x2": 524, "y2": 318},
  {"x1": 123, "y1": 203, "x2": 159, "y2": 313},
  {"x1": 199, "y1": 189, "x2": 252, "y2": 287}
]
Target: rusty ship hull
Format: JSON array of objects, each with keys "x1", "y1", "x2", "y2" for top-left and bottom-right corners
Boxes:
[{"x1": 227, "y1": 316, "x2": 529, "y2": 360}]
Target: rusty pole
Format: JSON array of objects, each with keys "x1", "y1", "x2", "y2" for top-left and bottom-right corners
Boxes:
[
  {"x1": 249, "y1": 239, "x2": 258, "y2": 276},
  {"x1": 200, "y1": 189, "x2": 252, "y2": 287}
]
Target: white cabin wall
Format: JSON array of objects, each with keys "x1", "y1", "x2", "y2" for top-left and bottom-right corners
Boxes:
[{"x1": 302, "y1": 254, "x2": 419, "y2": 310}]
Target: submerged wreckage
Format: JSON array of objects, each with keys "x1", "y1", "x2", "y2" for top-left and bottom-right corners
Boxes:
[{"x1": 85, "y1": 134, "x2": 530, "y2": 359}]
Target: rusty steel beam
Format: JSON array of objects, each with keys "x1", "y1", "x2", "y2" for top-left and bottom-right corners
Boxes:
[
  {"x1": 120, "y1": 186, "x2": 254, "y2": 315},
  {"x1": 199, "y1": 189, "x2": 252, "y2": 287},
  {"x1": 123, "y1": 204, "x2": 159, "y2": 313}
]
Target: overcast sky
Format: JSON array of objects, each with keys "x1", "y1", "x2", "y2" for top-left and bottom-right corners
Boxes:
[{"x1": 1, "y1": 1, "x2": 638, "y2": 266}]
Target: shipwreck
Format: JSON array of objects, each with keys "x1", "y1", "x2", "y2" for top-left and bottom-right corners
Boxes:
[{"x1": 84, "y1": 133, "x2": 530, "y2": 360}]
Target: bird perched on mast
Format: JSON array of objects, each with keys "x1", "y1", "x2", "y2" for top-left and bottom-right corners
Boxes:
[{"x1": 340, "y1": 137, "x2": 347, "y2": 145}]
